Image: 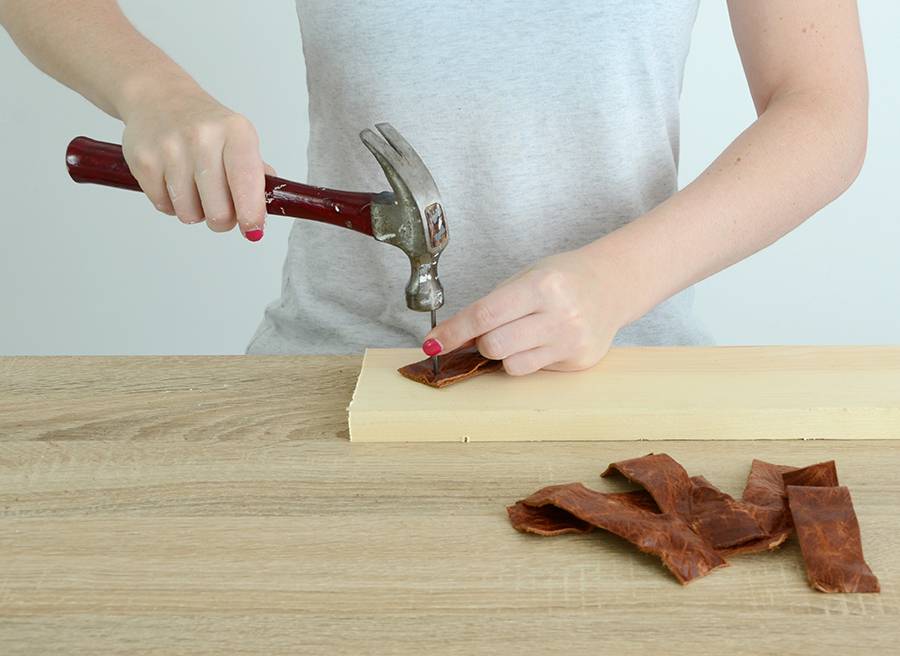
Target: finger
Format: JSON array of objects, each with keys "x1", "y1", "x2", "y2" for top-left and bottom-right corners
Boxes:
[
  {"x1": 263, "y1": 162, "x2": 277, "y2": 177},
  {"x1": 502, "y1": 345, "x2": 560, "y2": 377},
  {"x1": 161, "y1": 142, "x2": 205, "y2": 224},
  {"x1": 165, "y1": 166, "x2": 205, "y2": 225},
  {"x1": 475, "y1": 312, "x2": 552, "y2": 360},
  {"x1": 223, "y1": 117, "x2": 266, "y2": 239},
  {"x1": 123, "y1": 147, "x2": 175, "y2": 216},
  {"x1": 194, "y1": 143, "x2": 237, "y2": 230},
  {"x1": 138, "y1": 174, "x2": 176, "y2": 216},
  {"x1": 425, "y1": 277, "x2": 540, "y2": 354}
]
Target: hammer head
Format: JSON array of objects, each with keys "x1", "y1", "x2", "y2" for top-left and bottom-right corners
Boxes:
[{"x1": 360, "y1": 123, "x2": 448, "y2": 313}]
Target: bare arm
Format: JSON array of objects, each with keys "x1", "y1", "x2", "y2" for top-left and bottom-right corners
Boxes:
[
  {"x1": 1, "y1": 0, "x2": 270, "y2": 239},
  {"x1": 426, "y1": 0, "x2": 868, "y2": 374},
  {"x1": 0, "y1": 0, "x2": 199, "y2": 118},
  {"x1": 591, "y1": 0, "x2": 868, "y2": 325}
]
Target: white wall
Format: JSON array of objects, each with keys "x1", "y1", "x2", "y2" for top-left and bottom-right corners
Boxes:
[{"x1": 1, "y1": 1, "x2": 897, "y2": 355}]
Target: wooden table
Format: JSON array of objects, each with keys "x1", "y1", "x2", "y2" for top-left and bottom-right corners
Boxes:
[{"x1": 1, "y1": 356, "x2": 898, "y2": 655}]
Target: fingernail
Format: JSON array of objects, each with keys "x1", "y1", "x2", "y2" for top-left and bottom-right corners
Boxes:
[
  {"x1": 422, "y1": 338, "x2": 442, "y2": 356},
  {"x1": 244, "y1": 229, "x2": 264, "y2": 242}
]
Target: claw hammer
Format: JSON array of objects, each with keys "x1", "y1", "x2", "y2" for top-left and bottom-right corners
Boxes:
[{"x1": 65, "y1": 123, "x2": 449, "y2": 373}]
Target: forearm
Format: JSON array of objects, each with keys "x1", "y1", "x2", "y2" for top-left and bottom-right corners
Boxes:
[
  {"x1": 0, "y1": 0, "x2": 202, "y2": 119},
  {"x1": 589, "y1": 87, "x2": 868, "y2": 325}
]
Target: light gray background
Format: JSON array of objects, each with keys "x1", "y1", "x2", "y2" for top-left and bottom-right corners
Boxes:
[{"x1": 1, "y1": 1, "x2": 897, "y2": 355}]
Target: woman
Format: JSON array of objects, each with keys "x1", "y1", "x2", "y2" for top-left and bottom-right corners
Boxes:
[{"x1": 0, "y1": 1, "x2": 868, "y2": 374}]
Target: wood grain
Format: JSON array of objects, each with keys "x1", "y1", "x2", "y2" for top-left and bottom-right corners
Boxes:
[
  {"x1": 349, "y1": 346, "x2": 900, "y2": 441},
  {"x1": 1, "y1": 355, "x2": 899, "y2": 655}
]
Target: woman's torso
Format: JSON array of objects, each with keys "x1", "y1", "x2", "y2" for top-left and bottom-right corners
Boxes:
[{"x1": 248, "y1": 0, "x2": 709, "y2": 354}]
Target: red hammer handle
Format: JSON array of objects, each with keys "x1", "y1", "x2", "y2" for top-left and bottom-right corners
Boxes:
[{"x1": 65, "y1": 137, "x2": 375, "y2": 236}]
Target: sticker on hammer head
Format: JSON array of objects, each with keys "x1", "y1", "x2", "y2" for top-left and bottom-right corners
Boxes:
[{"x1": 425, "y1": 202, "x2": 448, "y2": 251}]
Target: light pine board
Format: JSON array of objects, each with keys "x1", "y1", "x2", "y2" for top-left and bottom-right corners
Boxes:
[
  {"x1": 0, "y1": 355, "x2": 899, "y2": 655},
  {"x1": 349, "y1": 346, "x2": 900, "y2": 442}
]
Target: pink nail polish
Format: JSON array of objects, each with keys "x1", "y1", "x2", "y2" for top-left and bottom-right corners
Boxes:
[
  {"x1": 245, "y1": 229, "x2": 264, "y2": 242},
  {"x1": 422, "y1": 338, "x2": 442, "y2": 356}
]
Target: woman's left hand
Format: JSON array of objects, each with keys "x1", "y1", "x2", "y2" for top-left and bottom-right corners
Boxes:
[{"x1": 422, "y1": 246, "x2": 632, "y2": 375}]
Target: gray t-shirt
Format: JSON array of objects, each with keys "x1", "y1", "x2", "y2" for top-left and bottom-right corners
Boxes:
[{"x1": 248, "y1": 0, "x2": 711, "y2": 355}]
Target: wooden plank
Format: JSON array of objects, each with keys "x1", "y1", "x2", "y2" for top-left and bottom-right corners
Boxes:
[
  {"x1": 1, "y1": 356, "x2": 899, "y2": 654},
  {"x1": 349, "y1": 346, "x2": 900, "y2": 442}
]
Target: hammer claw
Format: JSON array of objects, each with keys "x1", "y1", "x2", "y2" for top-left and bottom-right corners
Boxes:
[
  {"x1": 360, "y1": 128, "x2": 413, "y2": 203},
  {"x1": 360, "y1": 128, "x2": 399, "y2": 165},
  {"x1": 374, "y1": 123, "x2": 419, "y2": 165}
]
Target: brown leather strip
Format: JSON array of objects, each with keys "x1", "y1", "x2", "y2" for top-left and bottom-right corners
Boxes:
[
  {"x1": 740, "y1": 459, "x2": 798, "y2": 536},
  {"x1": 517, "y1": 482, "x2": 728, "y2": 585},
  {"x1": 688, "y1": 475, "x2": 768, "y2": 550},
  {"x1": 506, "y1": 501, "x2": 594, "y2": 536},
  {"x1": 601, "y1": 453, "x2": 693, "y2": 517},
  {"x1": 717, "y1": 527, "x2": 792, "y2": 557},
  {"x1": 397, "y1": 346, "x2": 503, "y2": 388},
  {"x1": 782, "y1": 460, "x2": 839, "y2": 488},
  {"x1": 786, "y1": 485, "x2": 880, "y2": 593},
  {"x1": 507, "y1": 489, "x2": 659, "y2": 536}
]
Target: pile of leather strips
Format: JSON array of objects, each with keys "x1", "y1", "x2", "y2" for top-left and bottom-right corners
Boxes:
[{"x1": 507, "y1": 454, "x2": 878, "y2": 592}]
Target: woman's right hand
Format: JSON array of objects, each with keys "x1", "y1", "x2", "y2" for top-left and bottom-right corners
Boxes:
[{"x1": 119, "y1": 85, "x2": 273, "y2": 241}]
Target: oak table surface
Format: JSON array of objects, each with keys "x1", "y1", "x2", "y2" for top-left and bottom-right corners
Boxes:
[{"x1": 1, "y1": 355, "x2": 897, "y2": 656}]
